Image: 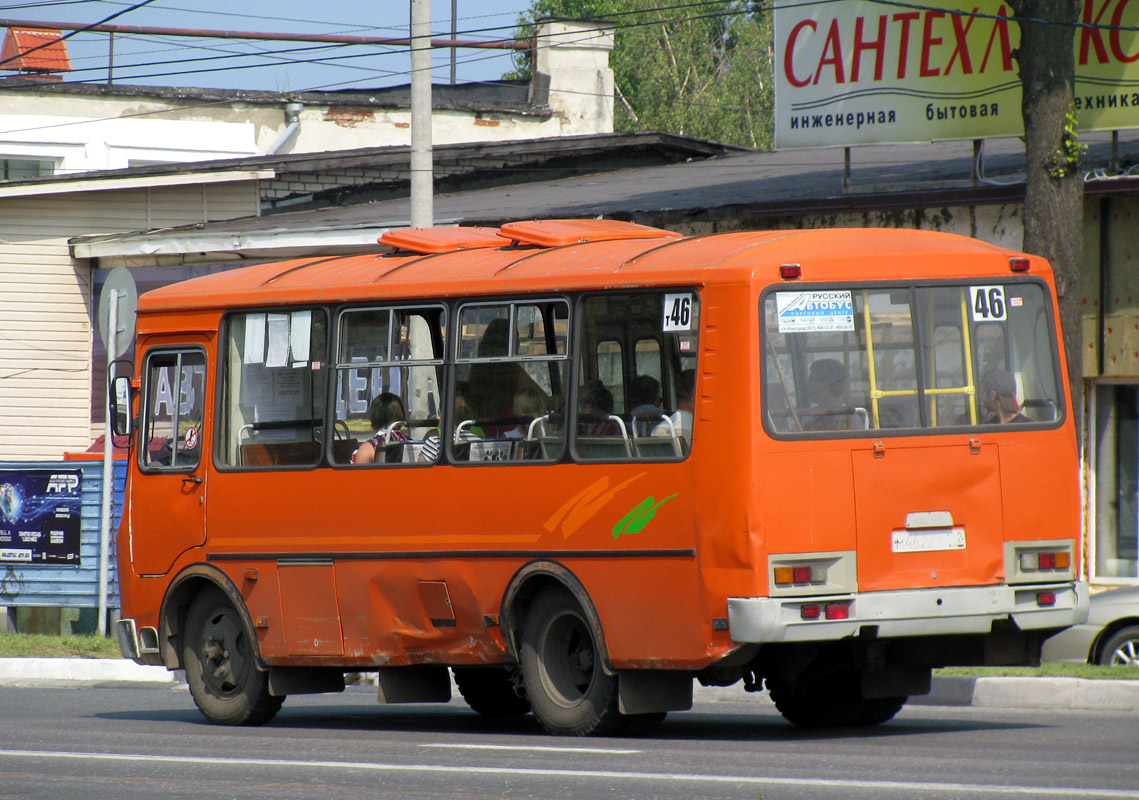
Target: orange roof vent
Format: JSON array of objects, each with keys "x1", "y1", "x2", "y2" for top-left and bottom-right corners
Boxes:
[
  {"x1": 1, "y1": 27, "x2": 71, "y2": 78},
  {"x1": 499, "y1": 219, "x2": 682, "y2": 248},
  {"x1": 380, "y1": 226, "x2": 513, "y2": 254}
]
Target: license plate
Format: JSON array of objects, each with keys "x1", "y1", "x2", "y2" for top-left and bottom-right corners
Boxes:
[{"x1": 891, "y1": 527, "x2": 966, "y2": 553}]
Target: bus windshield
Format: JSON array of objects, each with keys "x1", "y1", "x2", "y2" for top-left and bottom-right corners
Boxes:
[{"x1": 763, "y1": 280, "x2": 1062, "y2": 434}]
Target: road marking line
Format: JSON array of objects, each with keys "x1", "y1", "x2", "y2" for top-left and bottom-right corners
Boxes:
[
  {"x1": 418, "y1": 744, "x2": 640, "y2": 754},
  {"x1": 0, "y1": 749, "x2": 1129, "y2": 797}
]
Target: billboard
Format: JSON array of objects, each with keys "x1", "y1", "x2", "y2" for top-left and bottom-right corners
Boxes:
[
  {"x1": 775, "y1": 0, "x2": 1139, "y2": 149},
  {"x1": 0, "y1": 470, "x2": 82, "y2": 565}
]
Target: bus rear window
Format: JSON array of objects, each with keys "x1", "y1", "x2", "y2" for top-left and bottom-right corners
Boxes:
[{"x1": 763, "y1": 282, "x2": 1062, "y2": 435}]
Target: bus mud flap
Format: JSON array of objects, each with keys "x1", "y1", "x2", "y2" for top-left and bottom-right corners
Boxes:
[
  {"x1": 861, "y1": 665, "x2": 931, "y2": 699},
  {"x1": 376, "y1": 665, "x2": 452, "y2": 704},
  {"x1": 618, "y1": 670, "x2": 693, "y2": 715}
]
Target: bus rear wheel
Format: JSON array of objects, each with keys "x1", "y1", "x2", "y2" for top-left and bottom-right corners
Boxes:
[
  {"x1": 453, "y1": 666, "x2": 531, "y2": 717},
  {"x1": 767, "y1": 673, "x2": 905, "y2": 728},
  {"x1": 519, "y1": 588, "x2": 623, "y2": 736},
  {"x1": 182, "y1": 586, "x2": 283, "y2": 726}
]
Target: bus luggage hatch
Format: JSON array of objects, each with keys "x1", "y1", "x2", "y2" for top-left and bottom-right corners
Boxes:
[
  {"x1": 278, "y1": 563, "x2": 344, "y2": 656},
  {"x1": 851, "y1": 441, "x2": 1004, "y2": 593}
]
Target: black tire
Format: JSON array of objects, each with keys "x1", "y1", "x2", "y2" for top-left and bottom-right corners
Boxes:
[
  {"x1": 182, "y1": 586, "x2": 283, "y2": 726},
  {"x1": 767, "y1": 675, "x2": 863, "y2": 727},
  {"x1": 519, "y1": 588, "x2": 623, "y2": 736},
  {"x1": 1098, "y1": 624, "x2": 1139, "y2": 667},
  {"x1": 768, "y1": 672, "x2": 902, "y2": 728},
  {"x1": 854, "y1": 696, "x2": 907, "y2": 726},
  {"x1": 453, "y1": 666, "x2": 531, "y2": 717}
]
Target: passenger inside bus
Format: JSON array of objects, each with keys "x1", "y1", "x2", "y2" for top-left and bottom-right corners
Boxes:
[
  {"x1": 352, "y1": 392, "x2": 409, "y2": 464},
  {"x1": 578, "y1": 379, "x2": 619, "y2": 435},
  {"x1": 803, "y1": 358, "x2": 848, "y2": 431},
  {"x1": 653, "y1": 368, "x2": 695, "y2": 444},
  {"x1": 465, "y1": 319, "x2": 544, "y2": 432},
  {"x1": 628, "y1": 374, "x2": 667, "y2": 436},
  {"x1": 980, "y1": 369, "x2": 1030, "y2": 424}
]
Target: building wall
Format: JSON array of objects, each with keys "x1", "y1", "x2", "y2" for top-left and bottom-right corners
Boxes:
[
  {"x1": 0, "y1": 111, "x2": 258, "y2": 173},
  {"x1": 0, "y1": 181, "x2": 260, "y2": 461},
  {"x1": 0, "y1": 21, "x2": 615, "y2": 172}
]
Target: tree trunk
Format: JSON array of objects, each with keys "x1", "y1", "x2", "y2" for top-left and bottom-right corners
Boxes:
[{"x1": 1009, "y1": 0, "x2": 1085, "y2": 437}]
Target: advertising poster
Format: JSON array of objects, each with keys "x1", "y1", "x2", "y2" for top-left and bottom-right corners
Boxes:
[
  {"x1": 0, "y1": 470, "x2": 82, "y2": 565},
  {"x1": 775, "y1": 0, "x2": 1139, "y2": 148}
]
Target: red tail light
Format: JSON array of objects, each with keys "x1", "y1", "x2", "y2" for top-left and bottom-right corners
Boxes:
[{"x1": 825, "y1": 603, "x2": 850, "y2": 620}]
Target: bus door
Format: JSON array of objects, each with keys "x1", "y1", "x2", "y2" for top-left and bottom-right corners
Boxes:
[{"x1": 130, "y1": 344, "x2": 209, "y2": 576}]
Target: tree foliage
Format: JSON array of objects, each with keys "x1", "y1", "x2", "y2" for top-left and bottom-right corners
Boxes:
[{"x1": 508, "y1": 0, "x2": 773, "y2": 148}]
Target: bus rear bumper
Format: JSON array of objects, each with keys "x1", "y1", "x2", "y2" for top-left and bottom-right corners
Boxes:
[{"x1": 727, "y1": 581, "x2": 1089, "y2": 644}]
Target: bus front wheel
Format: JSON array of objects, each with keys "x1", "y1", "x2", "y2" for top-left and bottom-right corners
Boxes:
[
  {"x1": 518, "y1": 588, "x2": 623, "y2": 736},
  {"x1": 182, "y1": 586, "x2": 283, "y2": 726}
]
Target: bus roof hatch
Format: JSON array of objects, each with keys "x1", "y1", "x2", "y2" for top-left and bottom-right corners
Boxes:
[
  {"x1": 499, "y1": 219, "x2": 682, "y2": 248},
  {"x1": 380, "y1": 226, "x2": 512, "y2": 254}
]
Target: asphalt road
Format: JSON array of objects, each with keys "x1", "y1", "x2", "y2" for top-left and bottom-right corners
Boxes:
[{"x1": 0, "y1": 683, "x2": 1136, "y2": 800}]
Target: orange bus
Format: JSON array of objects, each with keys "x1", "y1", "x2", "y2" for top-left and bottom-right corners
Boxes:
[{"x1": 111, "y1": 219, "x2": 1088, "y2": 735}]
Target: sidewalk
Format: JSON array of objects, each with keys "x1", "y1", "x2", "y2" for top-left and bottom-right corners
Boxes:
[{"x1": 0, "y1": 658, "x2": 1136, "y2": 711}]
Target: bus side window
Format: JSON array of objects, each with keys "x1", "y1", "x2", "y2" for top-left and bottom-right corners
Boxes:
[
  {"x1": 141, "y1": 349, "x2": 206, "y2": 471},
  {"x1": 575, "y1": 291, "x2": 698, "y2": 460},
  {"x1": 218, "y1": 310, "x2": 328, "y2": 469},
  {"x1": 453, "y1": 300, "x2": 568, "y2": 464},
  {"x1": 331, "y1": 305, "x2": 445, "y2": 466}
]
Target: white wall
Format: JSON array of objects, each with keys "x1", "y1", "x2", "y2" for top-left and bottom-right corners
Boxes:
[{"x1": 0, "y1": 181, "x2": 260, "y2": 461}]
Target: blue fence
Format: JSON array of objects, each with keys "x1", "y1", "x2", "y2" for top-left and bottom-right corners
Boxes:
[{"x1": 0, "y1": 460, "x2": 125, "y2": 609}]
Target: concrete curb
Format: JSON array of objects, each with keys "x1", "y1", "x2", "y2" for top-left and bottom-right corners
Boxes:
[
  {"x1": 0, "y1": 658, "x2": 180, "y2": 683},
  {"x1": 0, "y1": 660, "x2": 1135, "y2": 711}
]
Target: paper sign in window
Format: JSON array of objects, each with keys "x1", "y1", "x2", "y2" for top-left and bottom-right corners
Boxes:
[{"x1": 243, "y1": 313, "x2": 266, "y2": 364}]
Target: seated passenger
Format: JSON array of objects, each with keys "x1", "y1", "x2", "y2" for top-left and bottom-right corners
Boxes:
[
  {"x1": 507, "y1": 387, "x2": 547, "y2": 440},
  {"x1": 803, "y1": 358, "x2": 848, "y2": 431},
  {"x1": 980, "y1": 368, "x2": 1029, "y2": 424},
  {"x1": 352, "y1": 392, "x2": 408, "y2": 464},
  {"x1": 578, "y1": 379, "x2": 620, "y2": 435},
  {"x1": 418, "y1": 395, "x2": 483, "y2": 463},
  {"x1": 653, "y1": 368, "x2": 695, "y2": 443},
  {"x1": 628, "y1": 374, "x2": 667, "y2": 436}
]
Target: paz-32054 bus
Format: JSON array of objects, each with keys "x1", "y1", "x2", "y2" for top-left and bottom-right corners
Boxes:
[{"x1": 111, "y1": 219, "x2": 1088, "y2": 735}]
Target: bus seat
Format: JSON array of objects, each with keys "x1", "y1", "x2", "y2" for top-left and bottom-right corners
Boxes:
[
  {"x1": 239, "y1": 440, "x2": 321, "y2": 467},
  {"x1": 332, "y1": 439, "x2": 359, "y2": 463},
  {"x1": 633, "y1": 436, "x2": 683, "y2": 458},
  {"x1": 577, "y1": 437, "x2": 633, "y2": 459}
]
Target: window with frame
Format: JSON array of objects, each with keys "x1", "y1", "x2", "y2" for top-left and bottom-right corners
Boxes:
[
  {"x1": 453, "y1": 299, "x2": 569, "y2": 463},
  {"x1": 141, "y1": 349, "x2": 207, "y2": 471},
  {"x1": 576, "y1": 291, "x2": 699, "y2": 460},
  {"x1": 218, "y1": 309, "x2": 329, "y2": 468},
  {"x1": 333, "y1": 305, "x2": 445, "y2": 466},
  {"x1": 762, "y1": 281, "x2": 1062, "y2": 435}
]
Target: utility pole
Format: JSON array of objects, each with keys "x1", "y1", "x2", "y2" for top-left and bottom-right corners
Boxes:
[{"x1": 410, "y1": 0, "x2": 433, "y2": 229}]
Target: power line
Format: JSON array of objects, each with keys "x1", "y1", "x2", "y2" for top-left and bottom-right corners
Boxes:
[{"x1": 0, "y1": 0, "x2": 160, "y2": 69}]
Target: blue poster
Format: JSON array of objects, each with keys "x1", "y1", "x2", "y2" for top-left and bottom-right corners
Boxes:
[{"x1": 0, "y1": 470, "x2": 82, "y2": 565}]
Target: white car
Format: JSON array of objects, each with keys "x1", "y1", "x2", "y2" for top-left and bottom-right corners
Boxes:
[{"x1": 1042, "y1": 586, "x2": 1139, "y2": 666}]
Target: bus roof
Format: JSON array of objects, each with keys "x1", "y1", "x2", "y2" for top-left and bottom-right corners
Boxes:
[{"x1": 137, "y1": 221, "x2": 1045, "y2": 315}]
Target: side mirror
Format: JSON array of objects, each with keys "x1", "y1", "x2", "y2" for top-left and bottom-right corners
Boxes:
[{"x1": 110, "y1": 375, "x2": 133, "y2": 437}]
